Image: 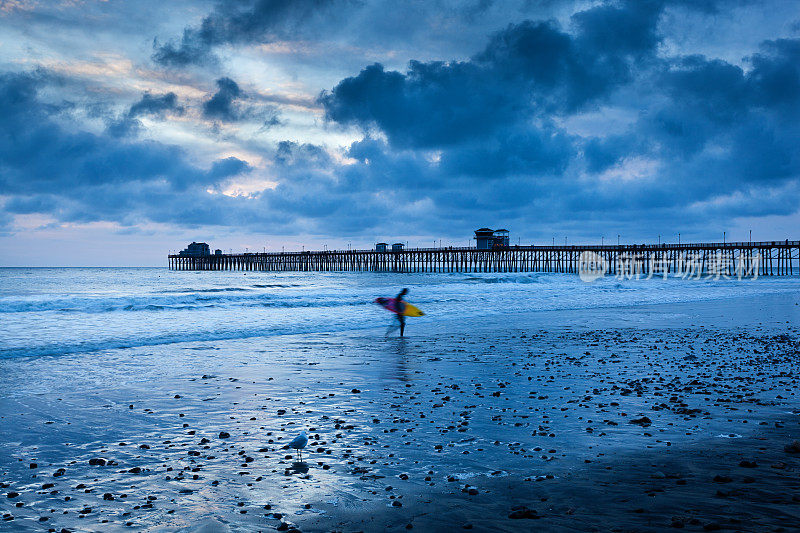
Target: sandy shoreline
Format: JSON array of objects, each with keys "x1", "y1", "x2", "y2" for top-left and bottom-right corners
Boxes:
[{"x1": 1, "y1": 292, "x2": 799, "y2": 532}]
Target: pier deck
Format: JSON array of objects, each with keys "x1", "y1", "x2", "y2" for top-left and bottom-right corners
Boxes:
[{"x1": 169, "y1": 240, "x2": 799, "y2": 277}]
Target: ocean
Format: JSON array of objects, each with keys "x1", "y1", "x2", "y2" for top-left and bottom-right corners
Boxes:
[
  {"x1": 2, "y1": 267, "x2": 800, "y2": 531},
  {"x1": 2, "y1": 267, "x2": 799, "y2": 359}
]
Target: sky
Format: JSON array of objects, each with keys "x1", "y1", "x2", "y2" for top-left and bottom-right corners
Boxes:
[{"x1": 0, "y1": 0, "x2": 798, "y2": 266}]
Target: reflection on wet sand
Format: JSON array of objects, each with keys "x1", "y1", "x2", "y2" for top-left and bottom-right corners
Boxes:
[{"x1": 1, "y1": 294, "x2": 799, "y2": 531}]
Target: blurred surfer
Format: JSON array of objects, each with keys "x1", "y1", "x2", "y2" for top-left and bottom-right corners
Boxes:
[
  {"x1": 395, "y1": 288, "x2": 409, "y2": 337},
  {"x1": 376, "y1": 288, "x2": 421, "y2": 337}
]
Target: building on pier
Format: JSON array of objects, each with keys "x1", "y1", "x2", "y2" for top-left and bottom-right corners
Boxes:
[
  {"x1": 178, "y1": 242, "x2": 210, "y2": 257},
  {"x1": 376, "y1": 242, "x2": 388, "y2": 252},
  {"x1": 475, "y1": 228, "x2": 510, "y2": 250},
  {"x1": 494, "y1": 229, "x2": 510, "y2": 248},
  {"x1": 474, "y1": 228, "x2": 494, "y2": 249},
  {"x1": 392, "y1": 242, "x2": 405, "y2": 252}
]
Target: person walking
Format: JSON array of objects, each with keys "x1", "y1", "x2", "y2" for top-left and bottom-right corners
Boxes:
[
  {"x1": 395, "y1": 288, "x2": 409, "y2": 337},
  {"x1": 376, "y1": 288, "x2": 421, "y2": 337}
]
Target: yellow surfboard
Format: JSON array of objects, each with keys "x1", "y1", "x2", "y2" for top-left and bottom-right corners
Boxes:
[{"x1": 402, "y1": 303, "x2": 425, "y2": 317}]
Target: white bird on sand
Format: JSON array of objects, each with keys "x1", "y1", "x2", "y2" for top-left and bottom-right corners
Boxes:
[{"x1": 288, "y1": 431, "x2": 308, "y2": 460}]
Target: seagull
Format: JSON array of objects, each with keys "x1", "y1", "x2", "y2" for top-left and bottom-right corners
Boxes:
[{"x1": 288, "y1": 431, "x2": 308, "y2": 461}]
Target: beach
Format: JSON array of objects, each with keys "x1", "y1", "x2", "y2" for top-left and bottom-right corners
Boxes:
[
  {"x1": 4, "y1": 0, "x2": 800, "y2": 530},
  {"x1": 1, "y1": 270, "x2": 800, "y2": 532}
]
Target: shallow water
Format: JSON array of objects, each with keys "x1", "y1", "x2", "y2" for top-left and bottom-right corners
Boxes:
[
  {"x1": 1, "y1": 302, "x2": 799, "y2": 532},
  {"x1": 1, "y1": 268, "x2": 800, "y2": 531},
  {"x1": 2, "y1": 268, "x2": 799, "y2": 358}
]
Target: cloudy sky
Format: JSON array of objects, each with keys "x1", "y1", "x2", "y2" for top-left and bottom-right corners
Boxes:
[{"x1": 0, "y1": 0, "x2": 798, "y2": 265}]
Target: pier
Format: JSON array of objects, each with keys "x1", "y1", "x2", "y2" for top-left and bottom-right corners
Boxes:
[{"x1": 169, "y1": 240, "x2": 800, "y2": 277}]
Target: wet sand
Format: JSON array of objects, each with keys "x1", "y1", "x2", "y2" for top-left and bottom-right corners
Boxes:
[{"x1": 1, "y1": 293, "x2": 799, "y2": 532}]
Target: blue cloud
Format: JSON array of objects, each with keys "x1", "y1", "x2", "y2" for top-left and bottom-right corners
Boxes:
[
  {"x1": 319, "y1": 2, "x2": 665, "y2": 150},
  {"x1": 104, "y1": 91, "x2": 185, "y2": 138},
  {"x1": 0, "y1": 70, "x2": 392, "y2": 235},
  {"x1": 571, "y1": 1, "x2": 661, "y2": 57},
  {"x1": 2, "y1": 0, "x2": 799, "y2": 243},
  {"x1": 153, "y1": 0, "x2": 338, "y2": 66},
  {"x1": 201, "y1": 77, "x2": 281, "y2": 126},
  {"x1": 203, "y1": 77, "x2": 242, "y2": 121},
  {"x1": 129, "y1": 91, "x2": 184, "y2": 118},
  {"x1": 0, "y1": 71, "x2": 253, "y2": 223},
  {"x1": 317, "y1": 1, "x2": 799, "y2": 227},
  {"x1": 207, "y1": 156, "x2": 252, "y2": 181},
  {"x1": 747, "y1": 39, "x2": 800, "y2": 107}
]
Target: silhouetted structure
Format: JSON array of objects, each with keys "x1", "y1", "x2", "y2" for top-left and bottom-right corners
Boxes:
[
  {"x1": 474, "y1": 228, "x2": 495, "y2": 250},
  {"x1": 178, "y1": 242, "x2": 210, "y2": 257},
  {"x1": 376, "y1": 243, "x2": 388, "y2": 252},
  {"x1": 169, "y1": 240, "x2": 799, "y2": 277},
  {"x1": 494, "y1": 229, "x2": 510, "y2": 248},
  {"x1": 475, "y1": 228, "x2": 510, "y2": 250}
]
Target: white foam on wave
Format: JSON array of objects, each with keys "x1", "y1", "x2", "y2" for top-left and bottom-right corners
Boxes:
[{"x1": 1, "y1": 268, "x2": 798, "y2": 359}]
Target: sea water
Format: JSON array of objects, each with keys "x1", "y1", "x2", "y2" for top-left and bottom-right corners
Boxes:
[
  {"x1": 1, "y1": 267, "x2": 799, "y2": 533},
  {"x1": 2, "y1": 267, "x2": 799, "y2": 359}
]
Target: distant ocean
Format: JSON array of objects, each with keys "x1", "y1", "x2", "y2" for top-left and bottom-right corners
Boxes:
[{"x1": 2, "y1": 267, "x2": 799, "y2": 358}]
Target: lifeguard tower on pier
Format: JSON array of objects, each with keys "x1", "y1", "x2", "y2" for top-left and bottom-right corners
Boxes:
[{"x1": 474, "y1": 228, "x2": 510, "y2": 250}]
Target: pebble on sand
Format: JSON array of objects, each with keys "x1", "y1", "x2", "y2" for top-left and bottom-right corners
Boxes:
[
  {"x1": 784, "y1": 441, "x2": 800, "y2": 454},
  {"x1": 508, "y1": 505, "x2": 539, "y2": 519}
]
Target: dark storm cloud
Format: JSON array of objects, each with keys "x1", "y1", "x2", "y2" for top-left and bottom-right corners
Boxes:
[
  {"x1": 571, "y1": 1, "x2": 661, "y2": 57},
  {"x1": 153, "y1": 0, "x2": 338, "y2": 66},
  {"x1": 620, "y1": 38, "x2": 800, "y2": 179},
  {"x1": 747, "y1": 39, "x2": 800, "y2": 107},
  {"x1": 201, "y1": 77, "x2": 281, "y2": 125},
  {"x1": 0, "y1": 70, "x2": 257, "y2": 226},
  {"x1": 105, "y1": 92, "x2": 184, "y2": 139},
  {"x1": 207, "y1": 156, "x2": 252, "y2": 181},
  {"x1": 129, "y1": 92, "x2": 184, "y2": 118},
  {"x1": 320, "y1": 1, "x2": 664, "y2": 150},
  {"x1": 563, "y1": 37, "x2": 800, "y2": 228},
  {"x1": 316, "y1": 0, "x2": 799, "y2": 230},
  {"x1": 318, "y1": 28, "x2": 797, "y2": 237},
  {"x1": 203, "y1": 77, "x2": 242, "y2": 121},
  {"x1": 0, "y1": 69, "x2": 384, "y2": 235},
  {"x1": 150, "y1": 0, "x2": 716, "y2": 69},
  {"x1": 104, "y1": 118, "x2": 141, "y2": 138},
  {"x1": 2, "y1": 0, "x2": 798, "y2": 242},
  {"x1": 438, "y1": 125, "x2": 574, "y2": 178}
]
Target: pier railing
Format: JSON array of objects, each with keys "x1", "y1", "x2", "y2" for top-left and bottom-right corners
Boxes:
[{"x1": 169, "y1": 240, "x2": 799, "y2": 277}]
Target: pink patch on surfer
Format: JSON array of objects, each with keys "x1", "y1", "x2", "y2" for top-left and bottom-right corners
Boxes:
[
  {"x1": 375, "y1": 297, "x2": 402, "y2": 314},
  {"x1": 375, "y1": 298, "x2": 424, "y2": 317}
]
